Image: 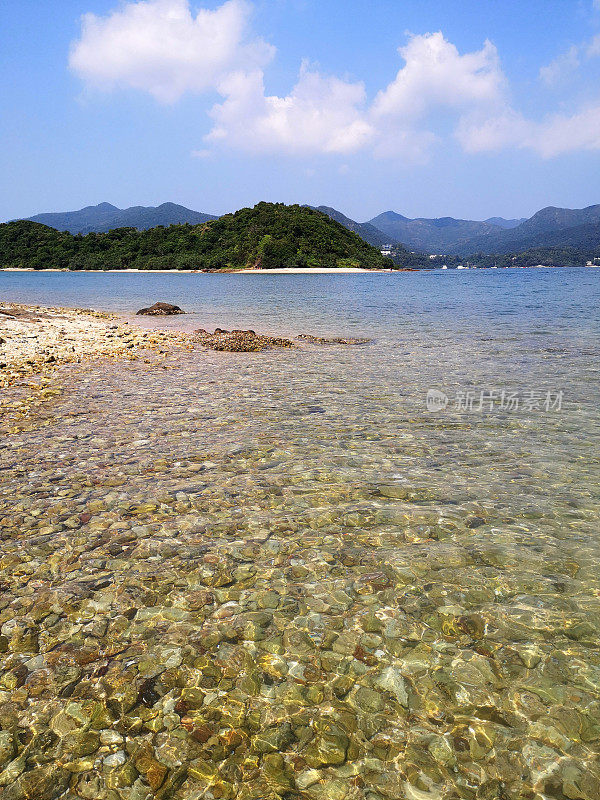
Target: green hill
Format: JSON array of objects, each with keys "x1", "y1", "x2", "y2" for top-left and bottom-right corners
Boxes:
[{"x1": 0, "y1": 203, "x2": 392, "y2": 271}]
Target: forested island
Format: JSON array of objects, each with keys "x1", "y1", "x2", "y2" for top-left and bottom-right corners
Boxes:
[
  {"x1": 0, "y1": 203, "x2": 393, "y2": 271},
  {"x1": 2, "y1": 201, "x2": 598, "y2": 272}
]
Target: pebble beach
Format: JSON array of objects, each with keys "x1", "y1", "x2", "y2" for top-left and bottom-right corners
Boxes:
[{"x1": 0, "y1": 303, "x2": 192, "y2": 389}]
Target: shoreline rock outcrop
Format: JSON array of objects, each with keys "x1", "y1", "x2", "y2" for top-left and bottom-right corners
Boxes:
[
  {"x1": 192, "y1": 328, "x2": 373, "y2": 352},
  {"x1": 193, "y1": 328, "x2": 294, "y2": 352},
  {"x1": 136, "y1": 302, "x2": 184, "y2": 316}
]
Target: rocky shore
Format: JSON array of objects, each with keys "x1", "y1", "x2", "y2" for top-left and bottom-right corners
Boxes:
[
  {"x1": 0, "y1": 304, "x2": 377, "y2": 431},
  {"x1": 193, "y1": 329, "x2": 295, "y2": 353},
  {"x1": 0, "y1": 303, "x2": 377, "y2": 387},
  {"x1": 0, "y1": 303, "x2": 192, "y2": 391}
]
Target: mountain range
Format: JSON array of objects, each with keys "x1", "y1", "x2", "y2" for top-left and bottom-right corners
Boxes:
[
  {"x1": 18, "y1": 201, "x2": 600, "y2": 256},
  {"x1": 485, "y1": 217, "x2": 527, "y2": 229},
  {"x1": 337, "y1": 205, "x2": 600, "y2": 255},
  {"x1": 367, "y1": 211, "x2": 502, "y2": 253},
  {"x1": 310, "y1": 206, "x2": 392, "y2": 248},
  {"x1": 445, "y1": 204, "x2": 600, "y2": 254},
  {"x1": 24, "y1": 202, "x2": 217, "y2": 234}
]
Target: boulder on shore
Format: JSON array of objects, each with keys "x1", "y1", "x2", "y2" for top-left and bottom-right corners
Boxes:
[{"x1": 136, "y1": 302, "x2": 184, "y2": 316}]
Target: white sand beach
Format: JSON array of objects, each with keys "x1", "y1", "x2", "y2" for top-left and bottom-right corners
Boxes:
[
  {"x1": 1, "y1": 266, "x2": 392, "y2": 274},
  {"x1": 235, "y1": 267, "x2": 391, "y2": 274}
]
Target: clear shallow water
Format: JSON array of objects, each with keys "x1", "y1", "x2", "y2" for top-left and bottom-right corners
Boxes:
[
  {"x1": 2, "y1": 267, "x2": 600, "y2": 340},
  {"x1": 1, "y1": 268, "x2": 600, "y2": 799}
]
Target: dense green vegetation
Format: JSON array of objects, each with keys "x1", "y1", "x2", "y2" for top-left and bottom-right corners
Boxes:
[
  {"x1": 457, "y1": 248, "x2": 590, "y2": 268},
  {"x1": 3, "y1": 201, "x2": 597, "y2": 272},
  {"x1": 387, "y1": 244, "x2": 599, "y2": 268},
  {"x1": 1, "y1": 203, "x2": 392, "y2": 271}
]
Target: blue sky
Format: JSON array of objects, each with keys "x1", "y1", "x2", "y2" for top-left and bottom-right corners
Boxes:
[{"x1": 1, "y1": 0, "x2": 600, "y2": 222}]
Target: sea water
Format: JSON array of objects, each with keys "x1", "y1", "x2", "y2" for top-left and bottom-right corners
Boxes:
[{"x1": 1, "y1": 268, "x2": 599, "y2": 799}]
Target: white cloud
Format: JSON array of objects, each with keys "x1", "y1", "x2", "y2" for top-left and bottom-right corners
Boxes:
[
  {"x1": 532, "y1": 105, "x2": 600, "y2": 156},
  {"x1": 368, "y1": 32, "x2": 505, "y2": 160},
  {"x1": 206, "y1": 63, "x2": 374, "y2": 155},
  {"x1": 70, "y1": 3, "x2": 600, "y2": 161},
  {"x1": 407, "y1": 30, "x2": 600, "y2": 158},
  {"x1": 457, "y1": 104, "x2": 600, "y2": 157},
  {"x1": 539, "y1": 46, "x2": 581, "y2": 85},
  {"x1": 588, "y1": 34, "x2": 600, "y2": 57},
  {"x1": 372, "y1": 33, "x2": 504, "y2": 119},
  {"x1": 69, "y1": 0, "x2": 274, "y2": 103},
  {"x1": 456, "y1": 108, "x2": 527, "y2": 153},
  {"x1": 205, "y1": 32, "x2": 506, "y2": 160},
  {"x1": 539, "y1": 30, "x2": 600, "y2": 86}
]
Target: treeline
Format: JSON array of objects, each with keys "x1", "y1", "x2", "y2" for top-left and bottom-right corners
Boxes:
[
  {"x1": 388, "y1": 245, "x2": 599, "y2": 269},
  {"x1": 468, "y1": 247, "x2": 597, "y2": 268},
  {"x1": 0, "y1": 203, "x2": 392, "y2": 271}
]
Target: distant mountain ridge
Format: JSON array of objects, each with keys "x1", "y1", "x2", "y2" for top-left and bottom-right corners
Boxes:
[
  {"x1": 366, "y1": 205, "x2": 600, "y2": 255},
  {"x1": 367, "y1": 211, "x2": 506, "y2": 253},
  {"x1": 23, "y1": 202, "x2": 217, "y2": 234},
  {"x1": 310, "y1": 206, "x2": 396, "y2": 248},
  {"x1": 17, "y1": 200, "x2": 600, "y2": 256},
  {"x1": 485, "y1": 217, "x2": 527, "y2": 229},
  {"x1": 445, "y1": 204, "x2": 600, "y2": 254}
]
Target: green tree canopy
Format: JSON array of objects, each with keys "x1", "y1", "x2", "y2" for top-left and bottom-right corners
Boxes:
[{"x1": 0, "y1": 203, "x2": 394, "y2": 271}]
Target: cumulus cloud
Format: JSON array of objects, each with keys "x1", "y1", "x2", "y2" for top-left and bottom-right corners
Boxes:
[
  {"x1": 457, "y1": 104, "x2": 600, "y2": 157},
  {"x1": 69, "y1": 0, "x2": 274, "y2": 102},
  {"x1": 206, "y1": 63, "x2": 374, "y2": 155},
  {"x1": 204, "y1": 32, "x2": 506, "y2": 160},
  {"x1": 539, "y1": 46, "x2": 581, "y2": 85},
  {"x1": 368, "y1": 32, "x2": 505, "y2": 159},
  {"x1": 372, "y1": 32, "x2": 600, "y2": 160},
  {"x1": 372, "y1": 33, "x2": 504, "y2": 119},
  {"x1": 70, "y1": 2, "x2": 600, "y2": 161}
]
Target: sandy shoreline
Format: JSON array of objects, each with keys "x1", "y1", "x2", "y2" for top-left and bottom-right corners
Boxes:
[
  {"x1": 0, "y1": 267, "x2": 391, "y2": 274},
  {"x1": 235, "y1": 267, "x2": 392, "y2": 273}
]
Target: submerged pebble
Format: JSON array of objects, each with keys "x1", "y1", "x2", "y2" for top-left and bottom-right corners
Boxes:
[{"x1": 0, "y1": 305, "x2": 599, "y2": 800}]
